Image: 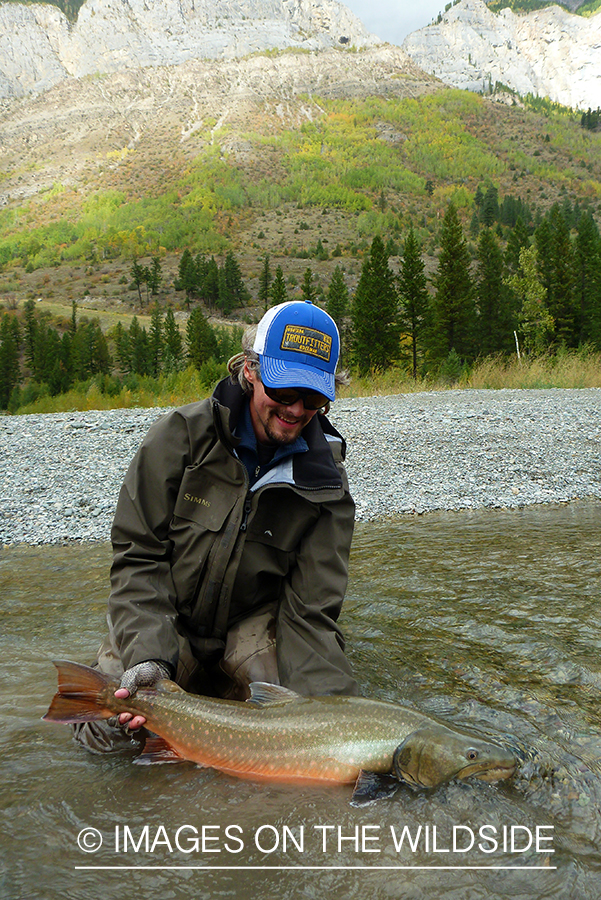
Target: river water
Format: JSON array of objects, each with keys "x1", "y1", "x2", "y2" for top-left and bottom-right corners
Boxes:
[{"x1": 2, "y1": 502, "x2": 601, "y2": 900}]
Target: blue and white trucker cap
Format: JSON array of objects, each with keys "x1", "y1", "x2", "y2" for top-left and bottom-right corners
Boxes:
[{"x1": 253, "y1": 300, "x2": 340, "y2": 402}]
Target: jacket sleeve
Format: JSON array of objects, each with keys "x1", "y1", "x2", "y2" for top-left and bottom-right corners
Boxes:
[
  {"x1": 275, "y1": 471, "x2": 359, "y2": 697},
  {"x1": 108, "y1": 410, "x2": 194, "y2": 673}
]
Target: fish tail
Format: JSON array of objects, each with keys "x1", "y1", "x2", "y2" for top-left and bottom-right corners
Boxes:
[{"x1": 43, "y1": 660, "x2": 116, "y2": 724}]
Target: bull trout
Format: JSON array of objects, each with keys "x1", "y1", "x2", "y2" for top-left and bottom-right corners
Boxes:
[{"x1": 44, "y1": 660, "x2": 516, "y2": 805}]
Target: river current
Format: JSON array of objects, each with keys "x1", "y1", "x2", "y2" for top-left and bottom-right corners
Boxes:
[{"x1": 2, "y1": 502, "x2": 601, "y2": 900}]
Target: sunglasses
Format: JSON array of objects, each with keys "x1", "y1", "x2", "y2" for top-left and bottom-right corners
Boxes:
[{"x1": 263, "y1": 385, "x2": 330, "y2": 410}]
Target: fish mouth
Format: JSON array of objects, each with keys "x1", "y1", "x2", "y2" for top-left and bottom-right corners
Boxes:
[{"x1": 459, "y1": 761, "x2": 516, "y2": 783}]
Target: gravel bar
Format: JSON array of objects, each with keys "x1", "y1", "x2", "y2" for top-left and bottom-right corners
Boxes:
[{"x1": 1, "y1": 387, "x2": 601, "y2": 545}]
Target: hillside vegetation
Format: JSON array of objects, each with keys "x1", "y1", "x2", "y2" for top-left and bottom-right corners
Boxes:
[
  {"x1": 3, "y1": 76, "x2": 601, "y2": 412},
  {"x1": 2, "y1": 89, "x2": 600, "y2": 272}
]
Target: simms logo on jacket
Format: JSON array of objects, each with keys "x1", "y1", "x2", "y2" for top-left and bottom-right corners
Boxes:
[
  {"x1": 184, "y1": 493, "x2": 211, "y2": 508},
  {"x1": 281, "y1": 325, "x2": 332, "y2": 362}
]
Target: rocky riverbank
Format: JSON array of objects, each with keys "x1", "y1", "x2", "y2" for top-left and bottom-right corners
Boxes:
[{"x1": 1, "y1": 387, "x2": 600, "y2": 545}]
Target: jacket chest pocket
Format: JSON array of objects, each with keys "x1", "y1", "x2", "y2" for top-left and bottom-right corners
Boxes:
[{"x1": 172, "y1": 465, "x2": 239, "y2": 530}]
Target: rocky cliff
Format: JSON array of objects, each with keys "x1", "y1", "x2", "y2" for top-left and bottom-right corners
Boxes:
[
  {"x1": 0, "y1": 0, "x2": 380, "y2": 99},
  {"x1": 402, "y1": 0, "x2": 601, "y2": 110}
]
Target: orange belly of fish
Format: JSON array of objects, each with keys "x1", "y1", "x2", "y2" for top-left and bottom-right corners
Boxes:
[{"x1": 169, "y1": 739, "x2": 360, "y2": 785}]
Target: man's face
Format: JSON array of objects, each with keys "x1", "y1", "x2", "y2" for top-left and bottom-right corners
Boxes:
[{"x1": 245, "y1": 363, "x2": 318, "y2": 446}]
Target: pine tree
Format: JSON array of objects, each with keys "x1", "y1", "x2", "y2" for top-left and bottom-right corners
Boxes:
[
  {"x1": 49, "y1": 330, "x2": 73, "y2": 395},
  {"x1": 148, "y1": 304, "x2": 164, "y2": 377},
  {"x1": 575, "y1": 212, "x2": 601, "y2": 347},
  {"x1": 113, "y1": 321, "x2": 130, "y2": 374},
  {"x1": 218, "y1": 252, "x2": 249, "y2": 315},
  {"x1": 130, "y1": 260, "x2": 146, "y2": 304},
  {"x1": 351, "y1": 235, "x2": 399, "y2": 374},
  {"x1": 195, "y1": 253, "x2": 209, "y2": 300},
  {"x1": 201, "y1": 257, "x2": 220, "y2": 310},
  {"x1": 548, "y1": 205, "x2": 577, "y2": 346},
  {"x1": 301, "y1": 268, "x2": 317, "y2": 304},
  {"x1": 0, "y1": 314, "x2": 21, "y2": 408},
  {"x1": 72, "y1": 321, "x2": 110, "y2": 381},
  {"x1": 128, "y1": 317, "x2": 151, "y2": 375},
  {"x1": 475, "y1": 228, "x2": 514, "y2": 355},
  {"x1": 481, "y1": 185, "x2": 500, "y2": 227},
  {"x1": 175, "y1": 249, "x2": 197, "y2": 307},
  {"x1": 500, "y1": 196, "x2": 532, "y2": 229},
  {"x1": 326, "y1": 266, "x2": 350, "y2": 365},
  {"x1": 429, "y1": 204, "x2": 476, "y2": 363},
  {"x1": 32, "y1": 319, "x2": 55, "y2": 384},
  {"x1": 469, "y1": 210, "x2": 480, "y2": 238},
  {"x1": 70, "y1": 324, "x2": 87, "y2": 381},
  {"x1": 314, "y1": 238, "x2": 328, "y2": 261},
  {"x1": 89, "y1": 322, "x2": 111, "y2": 376},
  {"x1": 186, "y1": 308, "x2": 218, "y2": 370},
  {"x1": 326, "y1": 266, "x2": 349, "y2": 328},
  {"x1": 398, "y1": 228, "x2": 429, "y2": 378},
  {"x1": 39, "y1": 327, "x2": 65, "y2": 396},
  {"x1": 147, "y1": 256, "x2": 162, "y2": 296},
  {"x1": 505, "y1": 216, "x2": 531, "y2": 275},
  {"x1": 269, "y1": 266, "x2": 288, "y2": 306},
  {"x1": 23, "y1": 299, "x2": 37, "y2": 369},
  {"x1": 163, "y1": 308, "x2": 184, "y2": 373}
]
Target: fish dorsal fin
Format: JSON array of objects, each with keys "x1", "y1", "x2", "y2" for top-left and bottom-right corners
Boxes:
[
  {"x1": 134, "y1": 734, "x2": 185, "y2": 765},
  {"x1": 247, "y1": 682, "x2": 302, "y2": 707}
]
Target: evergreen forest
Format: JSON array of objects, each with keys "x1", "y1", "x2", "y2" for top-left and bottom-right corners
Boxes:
[{"x1": 3, "y1": 187, "x2": 601, "y2": 412}]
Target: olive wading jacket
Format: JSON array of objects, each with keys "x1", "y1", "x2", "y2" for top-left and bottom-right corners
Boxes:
[{"x1": 107, "y1": 377, "x2": 358, "y2": 696}]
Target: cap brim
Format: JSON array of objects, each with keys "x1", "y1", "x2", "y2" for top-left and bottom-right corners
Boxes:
[{"x1": 260, "y1": 355, "x2": 336, "y2": 401}]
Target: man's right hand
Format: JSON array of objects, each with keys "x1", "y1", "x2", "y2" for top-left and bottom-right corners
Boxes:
[{"x1": 114, "y1": 660, "x2": 171, "y2": 730}]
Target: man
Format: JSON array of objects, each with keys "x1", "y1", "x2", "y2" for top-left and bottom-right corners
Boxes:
[{"x1": 75, "y1": 299, "x2": 357, "y2": 752}]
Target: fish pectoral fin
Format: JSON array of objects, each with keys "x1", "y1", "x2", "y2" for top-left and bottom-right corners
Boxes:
[
  {"x1": 134, "y1": 734, "x2": 186, "y2": 766},
  {"x1": 247, "y1": 682, "x2": 302, "y2": 707},
  {"x1": 350, "y1": 770, "x2": 401, "y2": 807}
]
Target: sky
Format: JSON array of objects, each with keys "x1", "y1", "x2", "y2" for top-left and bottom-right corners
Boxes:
[{"x1": 342, "y1": 0, "x2": 447, "y2": 46}]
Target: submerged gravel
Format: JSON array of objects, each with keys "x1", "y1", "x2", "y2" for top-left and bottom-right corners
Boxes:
[{"x1": 1, "y1": 387, "x2": 600, "y2": 545}]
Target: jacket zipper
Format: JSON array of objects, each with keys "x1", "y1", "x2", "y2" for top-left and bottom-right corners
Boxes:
[{"x1": 239, "y1": 495, "x2": 252, "y2": 532}]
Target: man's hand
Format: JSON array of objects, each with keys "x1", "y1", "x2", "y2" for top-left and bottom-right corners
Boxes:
[{"x1": 114, "y1": 660, "x2": 171, "y2": 730}]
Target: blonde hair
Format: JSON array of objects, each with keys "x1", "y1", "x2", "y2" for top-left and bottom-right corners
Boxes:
[{"x1": 227, "y1": 325, "x2": 259, "y2": 394}]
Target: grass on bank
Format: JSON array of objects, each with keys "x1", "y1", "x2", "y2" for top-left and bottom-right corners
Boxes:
[
  {"x1": 342, "y1": 351, "x2": 601, "y2": 398},
  {"x1": 7, "y1": 350, "x2": 601, "y2": 415}
]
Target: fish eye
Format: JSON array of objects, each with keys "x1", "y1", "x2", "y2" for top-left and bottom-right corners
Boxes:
[{"x1": 467, "y1": 749, "x2": 479, "y2": 761}]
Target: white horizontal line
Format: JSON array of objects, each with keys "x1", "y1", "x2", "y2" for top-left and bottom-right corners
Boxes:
[{"x1": 75, "y1": 865, "x2": 556, "y2": 871}]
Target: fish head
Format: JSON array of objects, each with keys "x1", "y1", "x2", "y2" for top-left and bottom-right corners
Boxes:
[{"x1": 392, "y1": 726, "x2": 516, "y2": 789}]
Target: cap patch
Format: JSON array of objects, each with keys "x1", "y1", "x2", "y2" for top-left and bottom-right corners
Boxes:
[{"x1": 281, "y1": 325, "x2": 332, "y2": 362}]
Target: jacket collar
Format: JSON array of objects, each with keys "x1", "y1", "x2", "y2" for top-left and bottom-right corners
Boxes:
[{"x1": 211, "y1": 377, "x2": 343, "y2": 491}]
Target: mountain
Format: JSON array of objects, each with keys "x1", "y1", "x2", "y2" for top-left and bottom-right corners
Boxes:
[
  {"x1": 402, "y1": 0, "x2": 601, "y2": 110},
  {"x1": 0, "y1": 43, "x2": 440, "y2": 212},
  {"x1": 0, "y1": 0, "x2": 380, "y2": 99}
]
